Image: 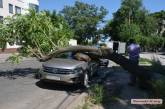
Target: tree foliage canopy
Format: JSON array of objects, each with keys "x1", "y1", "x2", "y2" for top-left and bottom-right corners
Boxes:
[
  {"x1": 61, "y1": 1, "x2": 108, "y2": 43},
  {"x1": 103, "y1": 0, "x2": 164, "y2": 51}
]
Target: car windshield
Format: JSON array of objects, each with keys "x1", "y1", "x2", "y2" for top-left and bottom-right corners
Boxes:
[
  {"x1": 56, "y1": 52, "x2": 92, "y2": 62},
  {"x1": 56, "y1": 52, "x2": 75, "y2": 59}
]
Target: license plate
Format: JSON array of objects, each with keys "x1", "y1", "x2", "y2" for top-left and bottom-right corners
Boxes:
[{"x1": 46, "y1": 76, "x2": 60, "y2": 80}]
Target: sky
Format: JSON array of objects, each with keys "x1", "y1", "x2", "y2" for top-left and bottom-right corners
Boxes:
[{"x1": 39, "y1": 0, "x2": 165, "y2": 20}]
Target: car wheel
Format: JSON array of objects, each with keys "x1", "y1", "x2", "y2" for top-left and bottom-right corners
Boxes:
[{"x1": 83, "y1": 73, "x2": 89, "y2": 88}]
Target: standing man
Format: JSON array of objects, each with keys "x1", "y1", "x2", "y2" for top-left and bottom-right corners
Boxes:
[{"x1": 127, "y1": 39, "x2": 140, "y2": 86}]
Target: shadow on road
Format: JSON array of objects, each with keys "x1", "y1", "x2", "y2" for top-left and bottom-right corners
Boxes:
[
  {"x1": 0, "y1": 68, "x2": 39, "y2": 79},
  {"x1": 36, "y1": 80, "x2": 86, "y2": 94}
]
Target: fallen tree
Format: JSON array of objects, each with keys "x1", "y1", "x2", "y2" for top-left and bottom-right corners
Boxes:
[{"x1": 40, "y1": 45, "x2": 153, "y2": 89}]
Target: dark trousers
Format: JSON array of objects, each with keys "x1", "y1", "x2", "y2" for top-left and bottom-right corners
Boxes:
[{"x1": 130, "y1": 59, "x2": 139, "y2": 83}]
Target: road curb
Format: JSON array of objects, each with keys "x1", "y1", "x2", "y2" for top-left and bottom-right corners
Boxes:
[{"x1": 66, "y1": 92, "x2": 88, "y2": 109}]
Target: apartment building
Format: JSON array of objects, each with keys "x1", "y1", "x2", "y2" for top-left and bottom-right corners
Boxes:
[
  {"x1": 0, "y1": 0, "x2": 39, "y2": 53},
  {"x1": 0, "y1": 0, "x2": 39, "y2": 19}
]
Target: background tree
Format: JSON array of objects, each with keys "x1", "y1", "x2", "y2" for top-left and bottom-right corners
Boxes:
[
  {"x1": 150, "y1": 10, "x2": 165, "y2": 36},
  {"x1": 110, "y1": 0, "x2": 145, "y2": 40},
  {"x1": 117, "y1": 23, "x2": 141, "y2": 42},
  {"x1": 103, "y1": 0, "x2": 164, "y2": 51},
  {"x1": 61, "y1": 1, "x2": 108, "y2": 44},
  {"x1": 104, "y1": 0, "x2": 157, "y2": 41}
]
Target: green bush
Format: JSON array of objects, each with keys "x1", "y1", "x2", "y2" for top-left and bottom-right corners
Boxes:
[
  {"x1": 133, "y1": 36, "x2": 165, "y2": 52},
  {"x1": 151, "y1": 58, "x2": 165, "y2": 76},
  {"x1": 150, "y1": 59, "x2": 165, "y2": 109},
  {"x1": 152, "y1": 79, "x2": 165, "y2": 98},
  {"x1": 152, "y1": 79, "x2": 165, "y2": 109}
]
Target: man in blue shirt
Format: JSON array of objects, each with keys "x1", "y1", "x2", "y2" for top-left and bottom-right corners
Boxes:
[{"x1": 127, "y1": 39, "x2": 140, "y2": 86}]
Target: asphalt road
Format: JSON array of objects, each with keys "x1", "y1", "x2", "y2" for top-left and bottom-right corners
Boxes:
[
  {"x1": 0, "y1": 76, "x2": 85, "y2": 109},
  {"x1": 0, "y1": 59, "x2": 85, "y2": 109}
]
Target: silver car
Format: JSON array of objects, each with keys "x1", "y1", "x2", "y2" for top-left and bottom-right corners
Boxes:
[{"x1": 40, "y1": 52, "x2": 99, "y2": 87}]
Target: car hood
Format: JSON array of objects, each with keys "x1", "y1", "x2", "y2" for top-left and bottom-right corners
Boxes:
[{"x1": 43, "y1": 58, "x2": 87, "y2": 70}]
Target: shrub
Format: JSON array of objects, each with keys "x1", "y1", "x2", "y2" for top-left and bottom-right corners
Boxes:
[
  {"x1": 151, "y1": 58, "x2": 165, "y2": 76},
  {"x1": 133, "y1": 36, "x2": 165, "y2": 52},
  {"x1": 150, "y1": 58, "x2": 165, "y2": 109},
  {"x1": 152, "y1": 79, "x2": 165, "y2": 109}
]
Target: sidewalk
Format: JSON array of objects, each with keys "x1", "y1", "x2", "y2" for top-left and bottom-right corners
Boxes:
[
  {"x1": 140, "y1": 52, "x2": 165, "y2": 65},
  {"x1": 0, "y1": 53, "x2": 13, "y2": 63},
  {"x1": 0, "y1": 53, "x2": 41, "y2": 72},
  {"x1": 0, "y1": 53, "x2": 38, "y2": 64}
]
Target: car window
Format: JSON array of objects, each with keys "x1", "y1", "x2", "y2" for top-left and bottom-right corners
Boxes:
[
  {"x1": 55, "y1": 52, "x2": 96, "y2": 62},
  {"x1": 56, "y1": 52, "x2": 70, "y2": 58},
  {"x1": 56, "y1": 52, "x2": 77, "y2": 59}
]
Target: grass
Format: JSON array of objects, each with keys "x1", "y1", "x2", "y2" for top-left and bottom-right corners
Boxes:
[
  {"x1": 134, "y1": 57, "x2": 165, "y2": 109},
  {"x1": 75, "y1": 101, "x2": 90, "y2": 109},
  {"x1": 75, "y1": 84, "x2": 106, "y2": 109},
  {"x1": 139, "y1": 58, "x2": 152, "y2": 65},
  {"x1": 131, "y1": 57, "x2": 165, "y2": 109},
  {"x1": 139, "y1": 57, "x2": 165, "y2": 75},
  {"x1": 150, "y1": 79, "x2": 165, "y2": 109},
  {"x1": 88, "y1": 84, "x2": 104, "y2": 105}
]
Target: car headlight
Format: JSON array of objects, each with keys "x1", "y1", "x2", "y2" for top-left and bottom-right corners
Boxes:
[{"x1": 74, "y1": 68, "x2": 83, "y2": 74}]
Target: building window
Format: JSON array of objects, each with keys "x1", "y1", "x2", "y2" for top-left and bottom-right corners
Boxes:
[
  {"x1": 0, "y1": 16, "x2": 3, "y2": 23},
  {"x1": 0, "y1": 16, "x2": 3, "y2": 22},
  {"x1": 29, "y1": 3, "x2": 39, "y2": 12},
  {"x1": 15, "y1": 6, "x2": 21, "y2": 14},
  {"x1": 9, "y1": 4, "x2": 13, "y2": 14},
  {"x1": 0, "y1": 0, "x2": 3, "y2": 8}
]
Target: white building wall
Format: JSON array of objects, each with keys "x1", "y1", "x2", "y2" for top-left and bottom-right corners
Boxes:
[
  {"x1": 0, "y1": 0, "x2": 24, "y2": 17},
  {"x1": 22, "y1": 0, "x2": 39, "y2": 14},
  {"x1": 0, "y1": 0, "x2": 39, "y2": 17},
  {"x1": 0, "y1": 0, "x2": 39, "y2": 49},
  {"x1": 26, "y1": 0, "x2": 39, "y2": 5}
]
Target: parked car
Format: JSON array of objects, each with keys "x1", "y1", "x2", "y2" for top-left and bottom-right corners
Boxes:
[{"x1": 39, "y1": 52, "x2": 99, "y2": 87}]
